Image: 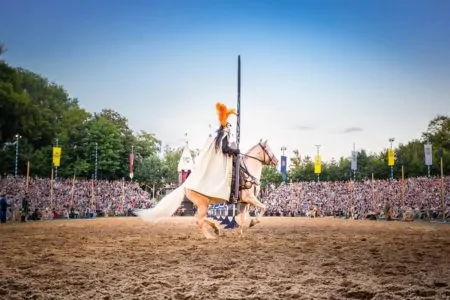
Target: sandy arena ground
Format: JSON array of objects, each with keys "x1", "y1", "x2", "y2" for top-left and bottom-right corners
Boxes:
[{"x1": 1, "y1": 217, "x2": 450, "y2": 300}]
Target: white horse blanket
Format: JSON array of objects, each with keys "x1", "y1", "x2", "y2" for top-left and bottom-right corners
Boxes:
[{"x1": 185, "y1": 134, "x2": 233, "y2": 201}]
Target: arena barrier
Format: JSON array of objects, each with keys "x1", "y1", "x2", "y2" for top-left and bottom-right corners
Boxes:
[{"x1": 208, "y1": 203, "x2": 238, "y2": 229}]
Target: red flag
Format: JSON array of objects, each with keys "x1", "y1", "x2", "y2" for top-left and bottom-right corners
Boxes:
[{"x1": 129, "y1": 153, "x2": 135, "y2": 173}]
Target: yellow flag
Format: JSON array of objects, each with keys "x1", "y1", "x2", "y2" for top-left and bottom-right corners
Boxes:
[
  {"x1": 314, "y1": 155, "x2": 321, "y2": 174},
  {"x1": 53, "y1": 147, "x2": 62, "y2": 167},
  {"x1": 387, "y1": 149, "x2": 395, "y2": 166}
]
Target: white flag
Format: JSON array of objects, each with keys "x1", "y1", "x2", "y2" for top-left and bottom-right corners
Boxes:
[
  {"x1": 351, "y1": 151, "x2": 357, "y2": 171},
  {"x1": 424, "y1": 144, "x2": 432, "y2": 166}
]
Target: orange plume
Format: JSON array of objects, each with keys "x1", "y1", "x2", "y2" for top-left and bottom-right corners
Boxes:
[{"x1": 216, "y1": 102, "x2": 237, "y2": 128}]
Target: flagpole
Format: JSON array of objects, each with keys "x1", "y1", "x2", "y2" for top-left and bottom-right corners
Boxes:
[
  {"x1": 130, "y1": 146, "x2": 134, "y2": 181},
  {"x1": 90, "y1": 179, "x2": 94, "y2": 212},
  {"x1": 441, "y1": 157, "x2": 445, "y2": 220},
  {"x1": 26, "y1": 161, "x2": 30, "y2": 193},
  {"x1": 352, "y1": 143, "x2": 357, "y2": 181},
  {"x1": 50, "y1": 168, "x2": 54, "y2": 209},
  {"x1": 122, "y1": 178, "x2": 125, "y2": 215},
  {"x1": 70, "y1": 174, "x2": 76, "y2": 208},
  {"x1": 425, "y1": 141, "x2": 432, "y2": 177},
  {"x1": 401, "y1": 165, "x2": 405, "y2": 211},
  {"x1": 371, "y1": 173, "x2": 375, "y2": 211},
  {"x1": 14, "y1": 134, "x2": 21, "y2": 178},
  {"x1": 348, "y1": 180, "x2": 354, "y2": 218}
]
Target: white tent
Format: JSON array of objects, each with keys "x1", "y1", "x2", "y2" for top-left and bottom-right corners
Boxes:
[{"x1": 177, "y1": 135, "x2": 194, "y2": 173}]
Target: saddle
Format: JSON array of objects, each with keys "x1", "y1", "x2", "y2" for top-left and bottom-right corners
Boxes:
[{"x1": 229, "y1": 156, "x2": 249, "y2": 203}]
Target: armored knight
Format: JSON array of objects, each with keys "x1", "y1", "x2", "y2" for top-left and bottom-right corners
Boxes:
[
  {"x1": 214, "y1": 122, "x2": 240, "y2": 157},
  {"x1": 184, "y1": 102, "x2": 240, "y2": 202}
]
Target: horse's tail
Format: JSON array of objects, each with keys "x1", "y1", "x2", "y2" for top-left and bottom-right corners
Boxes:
[{"x1": 135, "y1": 182, "x2": 186, "y2": 222}]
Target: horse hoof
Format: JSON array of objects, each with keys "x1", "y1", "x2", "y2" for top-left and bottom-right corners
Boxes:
[{"x1": 249, "y1": 220, "x2": 257, "y2": 228}]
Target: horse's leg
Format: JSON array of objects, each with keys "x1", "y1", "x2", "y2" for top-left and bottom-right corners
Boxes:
[
  {"x1": 240, "y1": 190, "x2": 259, "y2": 228},
  {"x1": 242, "y1": 204, "x2": 250, "y2": 235},
  {"x1": 203, "y1": 218, "x2": 220, "y2": 236},
  {"x1": 197, "y1": 202, "x2": 217, "y2": 239},
  {"x1": 185, "y1": 189, "x2": 216, "y2": 239},
  {"x1": 246, "y1": 194, "x2": 266, "y2": 228},
  {"x1": 235, "y1": 202, "x2": 249, "y2": 237}
]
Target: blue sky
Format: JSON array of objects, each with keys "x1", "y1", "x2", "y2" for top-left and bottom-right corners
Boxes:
[{"x1": 1, "y1": 0, "x2": 450, "y2": 163}]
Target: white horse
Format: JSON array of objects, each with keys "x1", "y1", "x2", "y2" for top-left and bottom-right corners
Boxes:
[{"x1": 136, "y1": 139, "x2": 278, "y2": 239}]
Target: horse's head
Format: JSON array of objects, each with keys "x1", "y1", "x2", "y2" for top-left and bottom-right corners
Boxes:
[{"x1": 247, "y1": 139, "x2": 279, "y2": 168}]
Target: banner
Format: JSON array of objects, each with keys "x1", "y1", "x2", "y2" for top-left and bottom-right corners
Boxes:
[
  {"x1": 280, "y1": 155, "x2": 287, "y2": 182},
  {"x1": 314, "y1": 155, "x2": 321, "y2": 174},
  {"x1": 424, "y1": 144, "x2": 432, "y2": 166},
  {"x1": 52, "y1": 147, "x2": 62, "y2": 167},
  {"x1": 387, "y1": 149, "x2": 395, "y2": 166},
  {"x1": 129, "y1": 152, "x2": 135, "y2": 179},
  {"x1": 181, "y1": 170, "x2": 191, "y2": 183},
  {"x1": 351, "y1": 150, "x2": 357, "y2": 171}
]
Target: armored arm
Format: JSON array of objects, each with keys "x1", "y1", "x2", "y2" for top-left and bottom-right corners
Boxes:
[{"x1": 221, "y1": 135, "x2": 240, "y2": 156}]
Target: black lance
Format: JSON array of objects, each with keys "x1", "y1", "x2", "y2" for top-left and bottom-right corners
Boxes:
[{"x1": 234, "y1": 55, "x2": 241, "y2": 201}]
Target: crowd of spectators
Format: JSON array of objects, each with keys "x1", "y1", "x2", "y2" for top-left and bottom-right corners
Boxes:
[
  {"x1": 0, "y1": 175, "x2": 154, "y2": 221},
  {"x1": 262, "y1": 176, "x2": 450, "y2": 220},
  {"x1": 2, "y1": 174, "x2": 450, "y2": 222}
]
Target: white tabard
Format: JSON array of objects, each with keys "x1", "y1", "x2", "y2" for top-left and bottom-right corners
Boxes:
[{"x1": 184, "y1": 134, "x2": 233, "y2": 201}]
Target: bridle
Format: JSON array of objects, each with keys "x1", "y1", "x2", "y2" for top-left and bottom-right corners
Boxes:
[
  {"x1": 237, "y1": 142, "x2": 278, "y2": 189},
  {"x1": 241, "y1": 142, "x2": 278, "y2": 168}
]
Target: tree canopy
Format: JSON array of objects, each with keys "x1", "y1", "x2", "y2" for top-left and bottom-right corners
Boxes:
[
  {"x1": 280, "y1": 116, "x2": 450, "y2": 184},
  {"x1": 1, "y1": 46, "x2": 449, "y2": 187},
  {"x1": 0, "y1": 54, "x2": 167, "y2": 187}
]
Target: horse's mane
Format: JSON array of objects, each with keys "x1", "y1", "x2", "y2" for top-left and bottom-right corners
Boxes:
[{"x1": 245, "y1": 143, "x2": 260, "y2": 154}]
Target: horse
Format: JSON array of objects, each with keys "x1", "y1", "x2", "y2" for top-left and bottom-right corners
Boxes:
[{"x1": 136, "y1": 139, "x2": 278, "y2": 239}]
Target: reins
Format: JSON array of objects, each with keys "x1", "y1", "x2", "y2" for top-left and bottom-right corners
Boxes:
[{"x1": 236, "y1": 142, "x2": 277, "y2": 188}]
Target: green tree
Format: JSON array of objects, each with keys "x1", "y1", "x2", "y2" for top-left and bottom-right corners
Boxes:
[
  {"x1": 421, "y1": 115, "x2": 450, "y2": 175},
  {"x1": 289, "y1": 149, "x2": 302, "y2": 170},
  {"x1": 162, "y1": 146, "x2": 182, "y2": 184},
  {"x1": 2, "y1": 47, "x2": 449, "y2": 182},
  {"x1": 261, "y1": 165, "x2": 282, "y2": 187},
  {"x1": 422, "y1": 115, "x2": 450, "y2": 146},
  {"x1": 83, "y1": 116, "x2": 125, "y2": 179},
  {"x1": 338, "y1": 156, "x2": 352, "y2": 180},
  {"x1": 394, "y1": 140, "x2": 426, "y2": 178},
  {"x1": 135, "y1": 154, "x2": 165, "y2": 189},
  {"x1": 134, "y1": 130, "x2": 161, "y2": 159},
  {"x1": 324, "y1": 157, "x2": 340, "y2": 181},
  {"x1": 98, "y1": 109, "x2": 136, "y2": 178}
]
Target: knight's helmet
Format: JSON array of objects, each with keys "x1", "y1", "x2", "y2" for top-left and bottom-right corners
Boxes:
[{"x1": 214, "y1": 102, "x2": 237, "y2": 148}]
